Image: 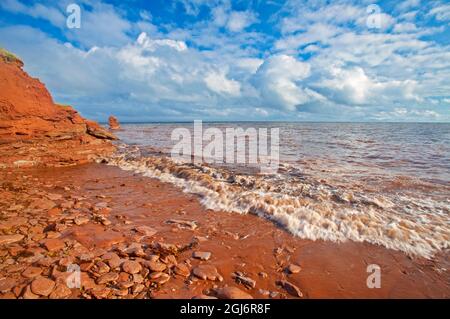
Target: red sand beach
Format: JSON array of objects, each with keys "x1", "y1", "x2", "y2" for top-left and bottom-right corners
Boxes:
[{"x1": 1, "y1": 163, "x2": 448, "y2": 299}]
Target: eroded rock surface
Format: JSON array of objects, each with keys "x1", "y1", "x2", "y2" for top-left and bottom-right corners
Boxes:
[
  {"x1": 0, "y1": 49, "x2": 116, "y2": 168},
  {"x1": 108, "y1": 116, "x2": 121, "y2": 130}
]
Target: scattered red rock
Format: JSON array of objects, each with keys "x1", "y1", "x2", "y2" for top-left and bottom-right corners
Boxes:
[
  {"x1": 96, "y1": 272, "x2": 119, "y2": 285},
  {"x1": 143, "y1": 260, "x2": 166, "y2": 272},
  {"x1": 193, "y1": 251, "x2": 211, "y2": 260},
  {"x1": 22, "y1": 285, "x2": 39, "y2": 299},
  {"x1": 165, "y1": 219, "x2": 198, "y2": 230},
  {"x1": 277, "y1": 280, "x2": 303, "y2": 298},
  {"x1": 192, "y1": 265, "x2": 223, "y2": 281},
  {"x1": 232, "y1": 271, "x2": 256, "y2": 289},
  {"x1": 22, "y1": 266, "x2": 43, "y2": 279},
  {"x1": 102, "y1": 252, "x2": 122, "y2": 269},
  {"x1": 174, "y1": 263, "x2": 190, "y2": 277},
  {"x1": 0, "y1": 278, "x2": 16, "y2": 293},
  {"x1": 30, "y1": 277, "x2": 55, "y2": 296},
  {"x1": 0, "y1": 234, "x2": 24, "y2": 245},
  {"x1": 49, "y1": 283, "x2": 72, "y2": 299},
  {"x1": 134, "y1": 225, "x2": 157, "y2": 237},
  {"x1": 122, "y1": 260, "x2": 142, "y2": 274},
  {"x1": 74, "y1": 216, "x2": 90, "y2": 226},
  {"x1": 287, "y1": 263, "x2": 302, "y2": 274},
  {"x1": 43, "y1": 238, "x2": 65, "y2": 252},
  {"x1": 150, "y1": 272, "x2": 170, "y2": 285}
]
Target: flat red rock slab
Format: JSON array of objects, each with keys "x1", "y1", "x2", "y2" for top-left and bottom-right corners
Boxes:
[
  {"x1": 0, "y1": 278, "x2": 16, "y2": 293},
  {"x1": 64, "y1": 224, "x2": 125, "y2": 249},
  {"x1": 31, "y1": 277, "x2": 56, "y2": 296},
  {"x1": 42, "y1": 238, "x2": 65, "y2": 252}
]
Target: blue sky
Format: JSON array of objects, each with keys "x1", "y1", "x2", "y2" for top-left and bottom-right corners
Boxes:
[{"x1": 0, "y1": 0, "x2": 449, "y2": 122}]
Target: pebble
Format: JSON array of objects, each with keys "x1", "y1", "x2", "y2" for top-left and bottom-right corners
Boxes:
[
  {"x1": 31, "y1": 198, "x2": 56, "y2": 210},
  {"x1": 80, "y1": 261, "x2": 94, "y2": 272},
  {"x1": 22, "y1": 285, "x2": 39, "y2": 299},
  {"x1": 0, "y1": 278, "x2": 16, "y2": 293},
  {"x1": 133, "y1": 273, "x2": 144, "y2": 284},
  {"x1": 37, "y1": 257, "x2": 56, "y2": 267},
  {"x1": 118, "y1": 281, "x2": 134, "y2": 289},
  {"x1": 232, "y1": 271, "x2": 256, "y2": 289},
  {"x1": 31, "y1": 277, "x2": 56, "y2": 296},
  {"x1": 78, "y1": 252, "x2": 94, "y2": 262},
  {"x1": 0, "y1": 234, "x2": 24, "y2": 245},
  {"x1": 96, "y1": 272, "x2": 119, "y2": 285},
  {"x1": 101, "y1": 219, "x2": 112, "y2": 226},
  {"x1": 74, "y1": 216, "x2": 90, "y2": 226},
  {"x1": 192, "y1": 265, "x2": 223, "y2": 281},
  {"x1": 145, "y1": 254, "x2": 160, "y2": 262},
  {"x1": 258, "y1": 289, "x2": 270, "y2": 296},
  {"x1": 161, "y1": 254, "x2": 178, "y2": 266},
  {"x1": 152, "y1": 242, "x2": 179, "y2": 254},
  {"x1": 165, "y1": 219, "x2": 198, "y2": 230},
  {"x1": 132, "y1": 283, "x2": 145, "y2": 294},
  {"x1": 101, "y1": 252, "x2": 122, "y2": 269},
  {"x1": 215, "y1": 286, "x2": 253, "y2": 299},
  {"x1": 49, "y1": 283, "x2": 72, "y2": 299},
  {"x1": 94, "y1": 261, "x2": 110, "y2": 274},
  {"x1": 43, "y1": 238, "x2": 65, "y2": 252},
  {"x1": 258, "y1": 271, "x2": 268, "y2": 278},
  {"x1": 287, "y1": 264, "x2": 302, "y2": 274},
  {"x1": 192, "y1": 251, "x2": 211, "y2": 261},
  {"x1": 277, "y1": 280, "x2": 303, "y2": 297},
  {"x1": 58, "y1": 256, "x2": 75, "y2": 268},
  {"x1": 124, "y1": 244, "x2": 145, "y2": 257},
  {"x1": 90, "y1": 287, "x2": 111, "y2": 299},
  {"x1": 22, "y1": 266, "x2": 43, "y2": 279},
  {"x1": 113, "y1": 289, "x2": 129, "y2": 297},
  {"x1": 143, "y1": 260, "x2": 166, "y2": 272},
  {"x1": 151, "y1": 273, "x2": 170, "y2": 285},
  {"x1": 122, "y1": 260, "x2": 142, "y2": 274},
  {"x1": 269, "y1": 291, "x2": 279, "y2": 298},
  {"x1": 133, "y1": 226, "x2": 157, "y2": 237},
  {"x1": 46, "y1": 232, "x2": 61, "y2": 240},
  {"x1": 148, "y1": 271, "x2": 165, "y2": 279},
  {"x1": 118, "y1": 272, "x2": 131, "y2": 282},
  {"x1": 174, "y1": 263, "x2": 190, "y2": 277}
]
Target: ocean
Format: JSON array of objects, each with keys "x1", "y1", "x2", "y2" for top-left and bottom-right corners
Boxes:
[{"x1": 104, "y1": 122, "x2": 450, "y2": 258}]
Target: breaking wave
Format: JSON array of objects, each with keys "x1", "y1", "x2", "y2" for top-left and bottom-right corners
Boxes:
[{"x1": 103, "y1": 145, "x2": 450, "y2": 259}]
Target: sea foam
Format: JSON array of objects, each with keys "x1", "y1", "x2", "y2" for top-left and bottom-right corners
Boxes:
[{"x1": 103, "y1": 145, "x2": 450, "y2": 259}]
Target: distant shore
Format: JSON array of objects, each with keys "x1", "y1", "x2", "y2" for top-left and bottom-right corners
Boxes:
[{"x1": 1, "y1": 163, "x2": 448, "y2": 299}]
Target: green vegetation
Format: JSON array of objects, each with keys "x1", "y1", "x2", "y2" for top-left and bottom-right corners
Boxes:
[{"x1": 0, "y1": 48, "x2": 22, "y2": 63}]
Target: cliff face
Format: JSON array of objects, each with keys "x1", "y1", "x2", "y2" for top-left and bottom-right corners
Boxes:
[{"x1": 0, "y1": 49, "x2": 116, "y2": 168}]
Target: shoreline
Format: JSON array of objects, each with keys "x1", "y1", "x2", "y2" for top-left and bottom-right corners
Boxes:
[{"x1": 1, "y1": 163, "x2": 448, "y2": 299}]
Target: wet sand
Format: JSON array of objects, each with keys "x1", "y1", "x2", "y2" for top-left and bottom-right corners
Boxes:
[{"x1": 1, "y1": 163, "x2": 449, "y2": 299}]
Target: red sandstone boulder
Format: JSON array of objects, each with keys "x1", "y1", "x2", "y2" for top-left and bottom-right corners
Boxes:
[
  {"x1": 108, "y1": 116, "x2": 120, "y2": 130},
  {"x1": 0, "y1": 48, "x2": 117, "y2": 167}
]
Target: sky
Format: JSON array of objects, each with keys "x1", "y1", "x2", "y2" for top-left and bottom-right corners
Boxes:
[{"x1": 0, "y1": 0, "x2": 449, "y2": 122}]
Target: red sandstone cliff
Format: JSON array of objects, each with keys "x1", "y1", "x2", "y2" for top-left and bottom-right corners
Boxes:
[
  {"x1": 0, "y1": 49, "x2": 116, "y2": 168},
  {"x1": 108, "y1": 115, "x2": 120, "y2": 130}
]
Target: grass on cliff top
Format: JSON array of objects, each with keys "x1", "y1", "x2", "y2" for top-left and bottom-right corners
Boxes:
[{"x1": 0, "y1": 48, "x2": 22, "y2": 63}]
